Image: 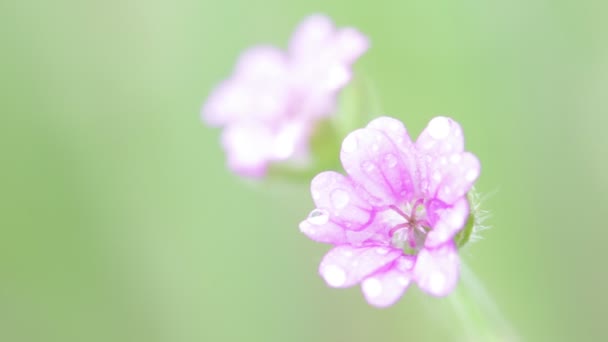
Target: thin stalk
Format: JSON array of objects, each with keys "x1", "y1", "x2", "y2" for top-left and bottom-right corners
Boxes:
[{"x1": 447, "y1": 261, "x2": 519, "y2": 341}]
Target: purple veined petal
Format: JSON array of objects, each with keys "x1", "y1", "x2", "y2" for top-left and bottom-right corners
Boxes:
[
  {"x1": 289, "y1": 14, "x2": 335, "y2": 57},
  {"x1": 425, "y1": 197, "x2": 470, "y2": 248},
  {"x1": 433, "y1": 152, "x2": 481, "y2": 204},
  {"x1": 340, "y1": 124, "x2": 415, "y2": 206},
  {"x1": 310, "y1": 171, "x2": 374, "y2": 231},
  {"x1": 299, "y1": 217, "x2": 347, "y2": 244},
  {"x1": 416, "y1": 117, "x2": 480, "y2": 202},
  {"x1": 416, "y1": 116, "x2": 465, "y2": 156},
  {"x1": 361, "y1": 255, "x2": 414, "y2": 307},
  {"x1": 414, "y1": 242, "x2": 460, "y2": 296},
  {"x1": 365, "y1": 117, "x2": 419, "y2": 197},
  {"x1": 319, "y1": 245, "x2": 402, "y2": 288},
  {"x1": 220, "y1": 122, "x2": 274, "y2": 178}
]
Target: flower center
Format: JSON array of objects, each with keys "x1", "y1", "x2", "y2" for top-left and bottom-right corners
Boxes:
[{"x1": 388, "y1": 199, "x2": 430, "y2": 255}]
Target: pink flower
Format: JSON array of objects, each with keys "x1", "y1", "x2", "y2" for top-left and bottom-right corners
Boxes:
[
  {"x1": 299, "y1": 116, "x2": 480, "y2": 307},
  {"x1": 202, "y1": 15, "x2": 369, "y2": 177}
]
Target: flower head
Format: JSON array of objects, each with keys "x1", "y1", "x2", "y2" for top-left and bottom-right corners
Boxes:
[
  {"x1": 202, "y1": 14, "x2": 369, "y2": 178},
  {"x1": 300, "y1": 116, "x2": 480, "y2": 307}
]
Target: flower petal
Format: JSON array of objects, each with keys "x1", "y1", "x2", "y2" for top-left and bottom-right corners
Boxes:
[
  {"x1": 361, "y1": 256, "x2": 414, "y2": 307},
  {"x1": 425, "y1": 197, "x2": 469, "y2": 248},
  {"x1": 414, "y1": 242, "x2": 460, "y2": 296},
  {"x1": 221, "y1": 122, "x2": 273, "y2": 177},
  {"x1": 235, "y1": 46, "x2": 288, "y2": 82},
  {"x1": 416, "y1": 116, "x2": 464, "y2": 155},
  {"x1": 319, "y1": 246, "x2": 401, "y2": 288},
  {"x1": 299, "y1": 218, "x2": 346, "y2": 244},
  {"x1": 340, "y1": 124, "x2": 414, "y2": 205},
  {"x1": 333, "y1": 27, "x2": 369, "y2": 65},
  {"x1": 366, "y1": 117, "x2": 419, "y2": 198},
  {"x1": 434, "y1": 152, "x2": 480, "y2": 204},
  {"x1": 289, "y1": 14, "x2": 335, "y2": 57},
  {"x1": 416, "y1": 117, "x2": 480, "y2": 202},
  {"x1": 310, "y1": 171, "x2": 374, "y2": 231}
]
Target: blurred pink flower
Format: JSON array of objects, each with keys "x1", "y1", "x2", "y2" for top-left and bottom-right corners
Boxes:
[
  {"x1": 300, "y1": 116, "x2": 480, "y2": 307},
  {"x1": 202, "y1": 14, "x2": 369, "y2": 177}
]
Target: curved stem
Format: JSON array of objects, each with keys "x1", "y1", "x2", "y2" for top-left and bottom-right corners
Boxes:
[{"x1": 448, "y1": 261, "x2": 519, "y2": 341}]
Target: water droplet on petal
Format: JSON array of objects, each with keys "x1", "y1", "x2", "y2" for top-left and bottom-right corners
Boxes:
[
  {"x1": 384, "y1": 154, "x2": 398, "y2": 168},
  {"x1": 323, "y1": 265, "x2": 346, "y2": 287},
  {"x1": 331, "y1": 189, "x2": 350, "y2": 209},
  {"x1": 362, "y1": 277, "x2": 383, "y2": 298},
  {"x1": 375, "y1": 247, "x2": 389, "y2": 255},
  {"x1": 307, "y1": 209, "x2": 329, "y2": 225},
  {"x1": 342, "y1": 135, "x2": 358, "y2": 153},
  {"x1": 362, "y1": 161, "x2": 375, "y2": 173}
]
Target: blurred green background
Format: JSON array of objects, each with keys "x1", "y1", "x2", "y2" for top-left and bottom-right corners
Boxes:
[{"x1": 2, "y1": 0, "x2": 607, "y2": 341}]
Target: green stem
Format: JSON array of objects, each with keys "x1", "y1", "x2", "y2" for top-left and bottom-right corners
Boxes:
[{"x1": 447, "y1": 261, "x2": 519, "y2": 341}]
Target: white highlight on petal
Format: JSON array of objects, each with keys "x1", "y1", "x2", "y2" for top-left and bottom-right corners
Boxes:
[
  {"x1": 450, "y1": 154, "x2": 462, "y2": 164},
  {"x1": 362, "y1": 277, "x2": 383, "y2": 298},
  {"x1": 432, "y1": 171, "x2": 442, "y2": 182},
  {"x1": 428, "y1": 272, "x2": 447, "y2": 294},
  {"x1": 322, "y1": 265, "x2": 346, "y2": 287},
  {"x1": 397, "y1": 275, "x2": 410, "y2": 286},
  {"x1": 342, "y1": 134, "x2": 358, "y2": 153},
  {"x1": 330, "y1": 189, "x2": 350, "y2": 209},
  {"x1": 427, "y1": 117, "x2": 451, "y2": 140},
  {"x1": 465, "y1": 168, "x2": 479, "y2": 182}
]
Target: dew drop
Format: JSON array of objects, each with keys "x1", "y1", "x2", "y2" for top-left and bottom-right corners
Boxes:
[
  {"x1": 362, "y1": 161, "x2": 375, "y2": 173},
  {"x1": 384, "y1": 153, "x2": 398, "y2": 168},
  {"x1": 323, "y1": 265, "x2": 346, "y2": 287},
  {"x1": 307, "y1": 209, "x2": 329, "y2": 225},
  {"x1": 375, "y1": 247, "x2": 389, "y2": 255},
  {"x1": 331, "y1": 189, "x2": 350, "y2": 209}
]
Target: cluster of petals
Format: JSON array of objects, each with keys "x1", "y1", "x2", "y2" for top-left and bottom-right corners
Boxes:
[
  {"x1": 299, "y1": 116, "x2": 480, "y2": 307},
  {"x1": 202, "y1": 14, "x2": 369, "y2": 177}
]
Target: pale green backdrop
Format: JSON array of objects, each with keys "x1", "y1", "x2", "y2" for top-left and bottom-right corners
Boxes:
[{"x1": 2, "y1": 0, "x2": 607, "y2": 341}]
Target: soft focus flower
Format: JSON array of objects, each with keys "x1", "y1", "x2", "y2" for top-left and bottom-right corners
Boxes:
[
  {"x1": 202, "y1": 14, "x2": 369, "y2": 177},
  {"x1": 299, "y1": 116, "x2": 480, "y2": 307}
]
